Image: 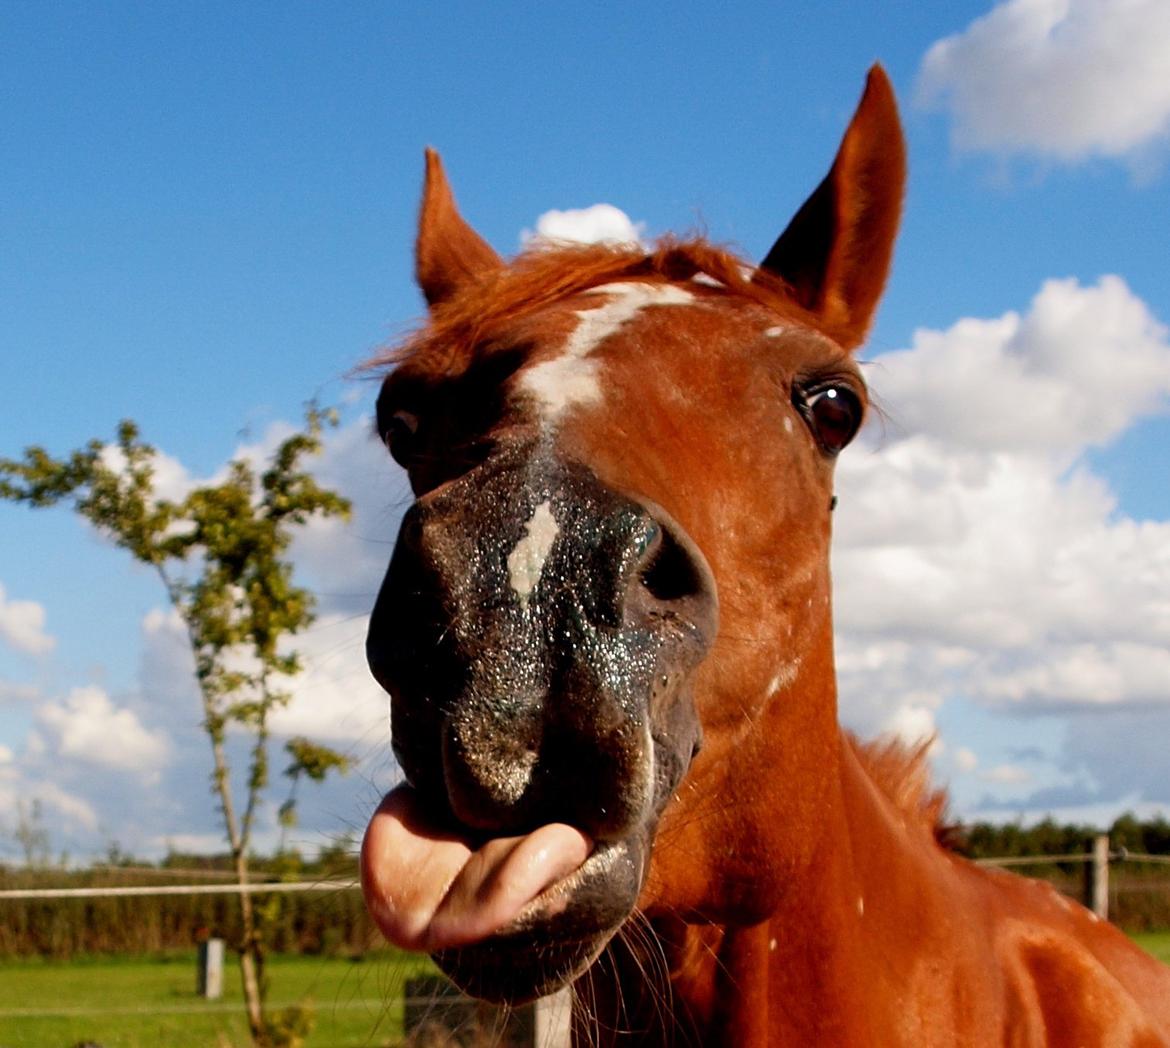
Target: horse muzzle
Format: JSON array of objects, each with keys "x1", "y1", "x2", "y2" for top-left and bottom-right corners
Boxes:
[{"x1": 362, "y1": 438, "x2": 717, "y2": 1001}]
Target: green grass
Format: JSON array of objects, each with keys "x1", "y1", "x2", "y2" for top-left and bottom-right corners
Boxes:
[
  {"x1": 0, "y1": 951, "x2": 437, "y2": 1048},
  {"x1": 0, "y1": 937, "x2": 1167, "y2": 1047},
  {"x1": 1132, "y1": 930, "x2": 1170, "y2": 965}
]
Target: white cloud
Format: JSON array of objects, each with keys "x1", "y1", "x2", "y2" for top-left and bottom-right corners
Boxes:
[
  {"x1": 287, "y1": 414, "x2": 410, "y2": 611},
  {"x1": 149, "y1": 832, "x2": 231, "y2": 854},
  {"x1": 136, "y1": 602, "x2": 387, "y2": 749},
  {"x1": 980, "y1": 642, "x2": 1170, "y2": 706},
  {"x1": 868, "y1": 276, "x2": 1170, "y2": 455},
  {"x1": 979, "y1": 763, "x2": 1032, "y2": 785},
  {"x1": 955, "y1": 747, "x2": 979, "y2": 773},
  {"x1": 36, "y1": 685, "x2": 170, "y2": 776},
  {"x1": 0, "y1": 680, "x2": 39, "y2": 704},
  {"x1": 98, "y1": 443, "x2": 195, "y2": 503},
  {"x1": 269, "y1": 613, "x2": 389, "y2": 745},
  {"x1": 0, "y1": 582, "x2": 54, "y2": 655},
  {"x1": 127, "y1": 417, "x2": 402, "y2": 748},
  {"x1": 0, "y1": 412, "x2": 404, "y2": 860},
  {"x1": 882, "y1": 703, "x2": 938, "y2": 745},
  {"x1": 521, "y1": 204, "x2": 646, "y2": 248},
  {"x1": 834, "y1": 274, "x2": 1170, "y2": 805},
  {"x1": 0, "y1": 778, "x2": 99, "y2": 834},
  {"x1": 139, "y1": 606, "x2": 198, "y2": 710},
  {"x1": 917, "y1": 0, "x2": 1170, "y2": 162},
  {"x1": 39, "y1": 781, "x2": 100, "y2": 831}
]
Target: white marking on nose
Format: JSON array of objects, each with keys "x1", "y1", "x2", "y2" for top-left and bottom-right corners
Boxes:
[
  {"x1": 507, "y1": 500, "x2": 559, "y2": 608},
  {"x1": 764, "y1": 325, "x2": 786, "y2": 338},
  {"x1": 520, "y1": 282, "x2": 694, "y2": 423}
]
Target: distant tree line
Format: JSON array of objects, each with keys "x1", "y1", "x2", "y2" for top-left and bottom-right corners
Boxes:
[
  {"x1": 1, "y1": 814, "x2": 1168, "y2": 957},
  {"x1": 951, "y1": 812, "x2": 1170, "y2": 932},
  {"x1": 954, "y1": 812, "x2": 1170, "y2": 862},
  {"x1": 0, "y1": 842, "x2": 374, "y2": 960}
]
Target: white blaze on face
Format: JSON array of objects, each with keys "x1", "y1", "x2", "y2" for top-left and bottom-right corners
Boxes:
[
  {"x1": 519, "y1": 282, "x2": 695, "y2": 424},
  {"x1": 507, "y1": 500, "x2": 559, "y2": 607}
]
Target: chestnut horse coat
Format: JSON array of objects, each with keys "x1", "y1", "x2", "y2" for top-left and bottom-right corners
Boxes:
[{"x1": 361, "y1": 67, "x2": 1170, "y2": 1045}]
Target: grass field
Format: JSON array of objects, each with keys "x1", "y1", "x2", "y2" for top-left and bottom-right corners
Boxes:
[
  {"x1": 1136, "y1": 930, "x2": 1170, "y2": 964},
  {"x1": 0, "y1": 936, "x2": 1167, "y2": 1047},
  {"x1": 0, "y1": 951, "x2": 437, "y2": 1048}
]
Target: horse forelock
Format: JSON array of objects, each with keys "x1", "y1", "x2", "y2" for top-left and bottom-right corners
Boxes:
[{"x1": 365, "y1": 237, "x2": 818, "y2": 375}]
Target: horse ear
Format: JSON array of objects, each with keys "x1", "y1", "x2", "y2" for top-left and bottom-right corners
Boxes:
[
  {"x1": 416, "y1": 148, "x2": 503, "y2": 308},
  {"x1": 757, "y1": 65, "x2": 906, "y2": 350}
]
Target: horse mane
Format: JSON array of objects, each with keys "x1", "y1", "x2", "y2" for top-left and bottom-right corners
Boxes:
[
  {"x1": 849, "y1": 734, "x2": 959, "y2": 849},
  {"x1": 367, "y1": 237, "x2": 815, "y2": 374}
]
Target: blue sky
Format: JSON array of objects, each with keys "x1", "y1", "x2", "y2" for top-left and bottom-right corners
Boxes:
[{"x1": 2, "y1": 1, "x2": 1169, "y2": 860}]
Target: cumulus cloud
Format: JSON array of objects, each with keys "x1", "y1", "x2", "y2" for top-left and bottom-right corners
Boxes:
[
  {"x1": 287, "y1": 413, "x2": 410, "y2": 612},
  {"x1": 269, "y1": 612, "x2": 389, "y2": 744},
  {"x1": 0, "y1": 582, "x2": 54, "y2": 655},
  {"x1": 0, "y1": 777, "x2": 99, "y2": 836},
  {"x1": 0, "y1": 412, "x2": 404, "y2": 860},
  {"x1": 98, "y1": 442, "x2": 195, "y2": 502},
  {"x1": 521, "y1": 204, "x2": 647, "y2": 248},
  {"x1": 955, "y1": 747, "x2": 979, "y2": 773},
  {"x1": 37, "y1": 685, "x2": 170, "y2": 776},
  {"x1": 0, "y1": 680, "x2": 39, "y2": 704},
  {"x1": 869, "y1": 277, "x2": 1170, "y2": 455},
  {"x1": 979, "y1": 764, "x2": 1032, "y2": 785},
  {"x1": 834, "y1": 274, "x2": 1170, "y2": 808},
  {"x1": 917, "y1": 0, "x2": 1170, "y2": 162},
  {"x1": 882, "y1": 703, "x2": 939, "y2": 746},
  {"x1": 191, "y1": 416, "x2": 401, "y2": 746}
]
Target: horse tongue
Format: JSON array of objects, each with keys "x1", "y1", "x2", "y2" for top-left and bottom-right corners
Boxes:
[{"x1": 361, "y1": 785, "x2": 593, "y2": 953}]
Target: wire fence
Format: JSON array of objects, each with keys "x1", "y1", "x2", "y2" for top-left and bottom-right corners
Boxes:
[
  {"x1": 0, "y1": 879, "x2": 359, "y2": 900},
  {"x1": 0, "y1": 852, "x2": 1165, "y2": 1047},
  {"x1": 975, "y1": 838, "x2": 1170, "y2": 928},
  {"x1": 978, "y1": 851, "x2": 1170, "y2": 867}
]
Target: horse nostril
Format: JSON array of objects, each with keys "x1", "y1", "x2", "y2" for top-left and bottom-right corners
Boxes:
[{"x1": 639, "y1": 523, "x2": 704, "y2": 604}]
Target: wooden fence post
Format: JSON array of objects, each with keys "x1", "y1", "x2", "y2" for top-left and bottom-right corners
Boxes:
[
  {"x1": 196, "y1": 937, "x2": 224, "y2": 998},
  {"x1": 403, "y1": 976, "x2": 573, "y2": 1046},
  {"x1": 534, "y1": 987, "x2": 573, "y2": 1048},
  {"x1": 1085, "y1": 834, "x2": 1110, "y2": 920}
]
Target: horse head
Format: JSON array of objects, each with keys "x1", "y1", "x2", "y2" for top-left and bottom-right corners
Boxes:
[{"x1": 362, "y1": 67, "x2": 905, "y2": 1004}]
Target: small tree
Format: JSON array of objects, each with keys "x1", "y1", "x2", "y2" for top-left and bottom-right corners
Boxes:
[
  {"x1": 278, "y1": 736, "x2": 352, "y2": 856},
  {"x1": 0, "y1": 409, "x2": 351, "y2": 1045},
  {"x1": 12, "y1": 799, "x2": 51, "y2": 869}
]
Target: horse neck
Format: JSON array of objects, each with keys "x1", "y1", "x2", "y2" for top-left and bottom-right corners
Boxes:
[
  {"x1": 680, "y1": 738, "x2": 952, "y2": 1045},
  {"x1": 595, "y1": 724, "x2": 951, "y2": 1046}
]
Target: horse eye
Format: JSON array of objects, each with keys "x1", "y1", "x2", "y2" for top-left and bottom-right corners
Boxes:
[
  {"x1": 800, "y1": 385, "x2": 862, "y2": 454},
  {"x1": 384, "y1": 410, "x2": 420, "y2": 466}
]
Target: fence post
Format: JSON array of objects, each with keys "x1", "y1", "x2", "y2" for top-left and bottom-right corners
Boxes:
[
  {"x1": 1084, "y1": 834, "x2": 1110, "y2": 920},
  {"x1": 534, "y1": 987, "x2": 573, "y2": 1048},
  {"x1": 197, "y1": 937, "x2": 225, "y2": 999},
  {"x1": 403, "y1": 976, "x2": 573, "y2": 1046}
]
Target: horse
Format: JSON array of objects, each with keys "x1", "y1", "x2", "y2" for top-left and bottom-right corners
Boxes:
[{"x1": 360, "y1": 67, "x2": 1170, "y2": 1045}]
